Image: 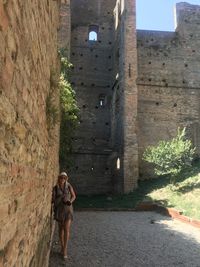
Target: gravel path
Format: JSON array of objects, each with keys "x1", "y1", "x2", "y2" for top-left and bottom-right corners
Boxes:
[{"x1": 49, "y1": 211, "x2": 200, "y2": 267}]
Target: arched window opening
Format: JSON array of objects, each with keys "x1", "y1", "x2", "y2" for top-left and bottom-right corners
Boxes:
[
  {"x1": 89, "y1": 31, "x2": 97, "y2": 41},
  {"x1": 100, "y1": 99, "x2": 104, "y2": 106},
  {"x1": 116, "y1": 158, "x2": 120, "y2": 170},
  {"x1": 88, "y1": 25, "x2": 99, "y2": 42}
]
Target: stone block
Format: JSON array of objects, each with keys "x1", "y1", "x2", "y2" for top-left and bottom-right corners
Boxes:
[{"x1": 0, "y1": 3, "x2": 9, "y2": 31}]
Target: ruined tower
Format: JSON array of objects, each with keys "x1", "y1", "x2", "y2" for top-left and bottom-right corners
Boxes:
[{"x1": 69, "y1": 0, "x2": 138, "y2": 194}]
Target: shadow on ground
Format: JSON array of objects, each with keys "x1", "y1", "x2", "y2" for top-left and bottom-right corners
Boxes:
[{"x1": 49, "y1": 211, "x2": 200, "y2": 267}]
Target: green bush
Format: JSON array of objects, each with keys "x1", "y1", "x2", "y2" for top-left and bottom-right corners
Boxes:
[
  {"x1": 143, "y1": 128, "x2": 196, "y2": 184},
  {"x1": 59, "y1": 49, "x2": 79, "y2": 170}
]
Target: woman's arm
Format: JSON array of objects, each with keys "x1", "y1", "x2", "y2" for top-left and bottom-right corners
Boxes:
[
  {"x1": 69, "y1": 184, "x2": 76, "y2": 203},
  {"x1": 52, "y1": 185, "x2": 62, "y2": 206}
]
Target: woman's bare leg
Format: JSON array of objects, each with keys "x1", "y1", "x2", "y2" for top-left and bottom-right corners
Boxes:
[
  {"x1": 63, "y1": 219, "x2": 72, "y2": 257},
  {"x1": 58, "y1": 223, "x2": 64, "y2": 254}
]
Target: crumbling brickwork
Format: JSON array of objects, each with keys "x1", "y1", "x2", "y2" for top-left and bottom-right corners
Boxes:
[{"x1": 0, "y1": 1, "x2": 61, "y2": 266}]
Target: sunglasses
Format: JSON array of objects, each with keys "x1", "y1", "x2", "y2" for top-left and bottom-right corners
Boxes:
[{"x1": 59, "y1": 176, "x2": 66, "y2": 180}]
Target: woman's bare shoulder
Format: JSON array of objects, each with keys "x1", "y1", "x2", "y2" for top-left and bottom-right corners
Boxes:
[{"x1": 67, "y1": 182, "x2": 73, "y2": 188}]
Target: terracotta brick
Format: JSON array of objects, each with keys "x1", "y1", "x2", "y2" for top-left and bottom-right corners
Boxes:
[{"x1": 190, "y1": 219, "x2": 200, "y2": 228}]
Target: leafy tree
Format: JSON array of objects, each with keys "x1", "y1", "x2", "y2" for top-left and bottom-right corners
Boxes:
[
  {"x1": 59, "y1": 50, "x2": 79, "y2": 170},
  {"x1": 143, "y1": 128, "x2": 196, "y2": 184}
]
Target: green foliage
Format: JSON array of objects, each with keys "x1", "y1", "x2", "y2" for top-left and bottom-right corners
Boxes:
[
  {"x1": 143, "y1": 128, "x2": 196, "y2": 184},
  {"x1": 61, "y1": 57, "x2": 72, "y2": 76},
  {"x1": 59, "y1": 49, "x2": 79, "y2": 169},
  {"x1": 58, "y1": 47, "x2": 72, "y2": 76},
  {"x1": 146, "y1": 160, "x2": 200, "y2": 220}
]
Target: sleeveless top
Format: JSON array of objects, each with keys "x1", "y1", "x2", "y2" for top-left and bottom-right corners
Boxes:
[{"x1": 52, "y1": 182, "x2": 73, "y2": 222}]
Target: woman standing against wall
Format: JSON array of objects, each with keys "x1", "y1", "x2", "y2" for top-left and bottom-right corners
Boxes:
[{"x1": 52, "y1": 172, "x2": 76, "y2": 259}]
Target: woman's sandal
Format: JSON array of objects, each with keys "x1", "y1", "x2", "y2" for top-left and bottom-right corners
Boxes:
[{"x1": 63, "y1": 255, "x2": 68, "y2": 260}]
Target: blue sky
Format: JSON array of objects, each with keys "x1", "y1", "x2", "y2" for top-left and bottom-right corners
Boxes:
[{"x1": 136, "y1": 0, "x2": 200, "y2": 31}]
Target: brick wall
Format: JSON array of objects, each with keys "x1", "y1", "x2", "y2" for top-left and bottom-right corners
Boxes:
[
  {"x1": 137, "y1": 3, "x2": 200, "y2": 179},
  {"x1": 58, "y1": 0, "x2": 71, "y2": 55},
  {"x1": 68, "y1": 0, "x2": 139, "y2": 195},
  {"x1": 111, "y1": 0, "x2": 138, "y2": 193},
  {"x1": 69, "y1": 0, "x2": 116, "y2": 195},
  {"x1": 121, "y1": 0, "x2": 138, "y2": 192},
  {"x1": 0, "y1": 1, "x2": 60, "y2": 266}
]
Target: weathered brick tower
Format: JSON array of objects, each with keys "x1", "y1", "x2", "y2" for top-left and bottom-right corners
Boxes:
[{"x1": 69, "y1": 0, "x2": 138, "y2": 194}]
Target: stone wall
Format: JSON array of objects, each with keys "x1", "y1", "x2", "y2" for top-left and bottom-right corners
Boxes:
[
  {"x1": 111, "y1": 0, "x2": 138, "y2": 193},
  {"x1": 68, "y1": 0, "x2": 138, "y2": 194},
  {"x1": 120, "y1": 0, "x2": 138, "y2": 192},
  {"x1": 0, "y1": 1, "x2": 60, "y2": 266},
  {"x1": 69, "y1": 0, "x2": 117, "y2": 195},
  {"x1": 137, "y1": 3, "x2": 200, "y2": 178},
  {"x1": 58, "y1": 0, "x2": 71, "y2": 55}
]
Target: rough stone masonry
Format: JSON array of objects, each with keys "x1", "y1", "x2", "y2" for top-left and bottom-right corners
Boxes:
[{"x1": 0, "y1": 0, "x2": 62, "y2": 266}]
